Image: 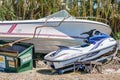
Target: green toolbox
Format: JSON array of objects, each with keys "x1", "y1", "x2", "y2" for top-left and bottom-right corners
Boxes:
[{"x1": 0, "y1": 40, "x2": 36, "y2": 72}]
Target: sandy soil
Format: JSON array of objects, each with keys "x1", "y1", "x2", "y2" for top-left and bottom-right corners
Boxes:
[
  {"x1": 0, "y1": 69, "x2": 120, "y2": 80},
  {"x1": 0, "y1": 60, "x2": 120, "y2": 80}
]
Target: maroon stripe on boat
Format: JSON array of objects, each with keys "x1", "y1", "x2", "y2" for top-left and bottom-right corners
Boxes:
[{"x1": 7, "y1": 24, "x2": 17, "y2": 33}]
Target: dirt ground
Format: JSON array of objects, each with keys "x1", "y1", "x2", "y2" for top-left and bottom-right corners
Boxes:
[{"x1": 0, "y1": 60, "x2": 120, "y2": 80}]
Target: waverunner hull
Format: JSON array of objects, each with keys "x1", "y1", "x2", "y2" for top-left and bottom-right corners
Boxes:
[{"x1": 44, "y1": 45, "x2": 117, "y2": 69}]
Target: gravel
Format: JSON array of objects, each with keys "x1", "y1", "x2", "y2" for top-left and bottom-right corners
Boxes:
[{"x1": 0, "y1": 60, "x2": 120, "y2": 80}]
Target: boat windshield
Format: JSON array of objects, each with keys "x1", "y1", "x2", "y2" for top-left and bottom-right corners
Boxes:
[
  {"x1": 40, "y1": 10, "x2": 73, "y2": 27},
  {"x1": 45, "y1": 10, "x2": 71, "y2": 19}
]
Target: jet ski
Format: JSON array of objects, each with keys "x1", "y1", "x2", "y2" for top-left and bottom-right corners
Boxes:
[{"x1": 44, "y1": 29, "x2": 117, "y2": 70}]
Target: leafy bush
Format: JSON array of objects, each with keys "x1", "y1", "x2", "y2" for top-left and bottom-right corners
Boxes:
[{"x1": 114, "y1": 32, "x2": 120, "y2": 40}]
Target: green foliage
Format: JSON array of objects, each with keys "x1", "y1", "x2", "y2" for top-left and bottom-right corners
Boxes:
[
  {"x1": 0, "y1": 0, "x2": 62, "y2": 20},
  {"x1": 0, "y1": 1, "x2": 16, "y2": 20},
  {"x1": 114, "y1": 32, "x2": 120, "y2": 39}
]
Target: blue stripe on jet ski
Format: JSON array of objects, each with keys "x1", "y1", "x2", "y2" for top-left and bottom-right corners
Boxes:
[{"x1": 90, "y1": 38, "x2": 107, "y2": 50}]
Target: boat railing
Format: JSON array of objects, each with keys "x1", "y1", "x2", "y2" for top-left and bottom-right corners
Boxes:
[
  {"x1": 43, "y1": 16, "x2": 110, "y2": 28},
  {"x1": 44, "y1": 15, "x2": 71, "y2": 27},
  {"x1": 76, "y1": 17, "x2": 110, "y2": 25}
]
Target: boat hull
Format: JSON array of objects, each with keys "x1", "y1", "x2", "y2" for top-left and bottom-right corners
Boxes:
[{"x1": 0, "y1": 20, "x2": 111, "y2": 53}]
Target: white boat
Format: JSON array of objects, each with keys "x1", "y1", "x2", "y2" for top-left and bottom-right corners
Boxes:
[
  {"x1": 0, "y1": 10, "x2": 112, "y2": 53},
  {"x1": 44, "y1": 30, "x2": 117, "y2": 70}
]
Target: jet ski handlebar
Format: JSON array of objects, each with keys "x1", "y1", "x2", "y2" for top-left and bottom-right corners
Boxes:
[{"x1": 80, "y1": 29, "x2": 96, "y2": 38}]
